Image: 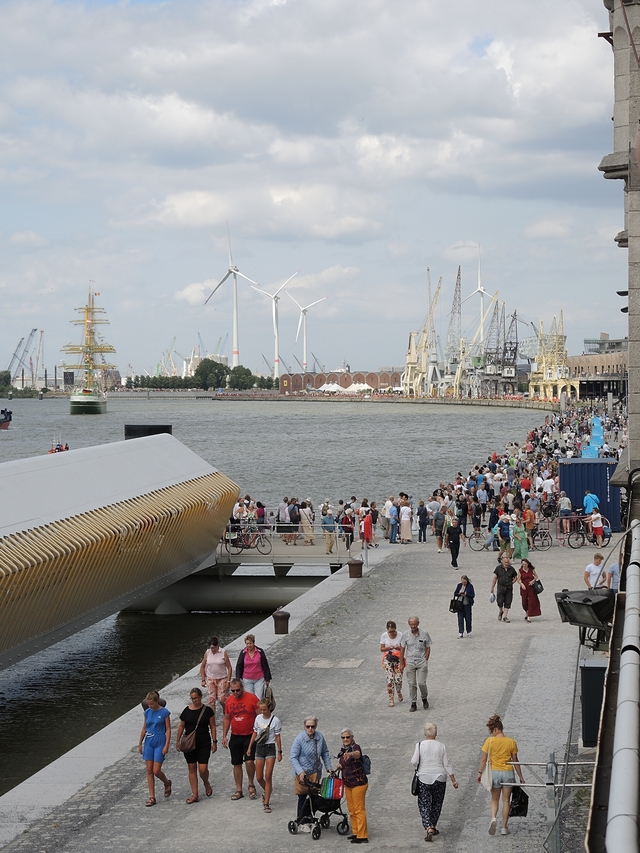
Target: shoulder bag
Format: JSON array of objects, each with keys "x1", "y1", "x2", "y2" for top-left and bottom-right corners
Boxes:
[
  {"x1": 509, "y1": 785, "x2": 529, "y2": 817},
  {"x1": 255, "y1": 715, "x2": 273, "y2": 746},
  {"x1": 264, "y1": 683, "x2": 276, "y2": 712},
  {"x1": 480, "y1": 738, "x2": 493, "y2": 791},
  {"x1": 411, "y1": 742, "x2": 421, "y2": 796},
  {"x1": 178, "y1": 706, "x2": 207, "y2": 753},
  {"x1": 449, "y1": 595, "x2": 464, "y2": 613},
  {"x1": 532, "y1": 579, "x2": 544, "y2": 595}
]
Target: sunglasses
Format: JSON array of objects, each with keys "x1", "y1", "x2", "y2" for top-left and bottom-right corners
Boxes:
[
  {"x1": 231, "y1": 688, "x2": 242, "y2": 694},
  {"x1": 305, "y1": 724, "x2": 316, "y2": 730}
]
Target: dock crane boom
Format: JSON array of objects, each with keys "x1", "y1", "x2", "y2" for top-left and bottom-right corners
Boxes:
[
  {"x1": 6, "y1": 336, "x2": 24, "y2": 375},
  {"x1": 11, "y1": 328, "x2": 38, "y2": 383}
]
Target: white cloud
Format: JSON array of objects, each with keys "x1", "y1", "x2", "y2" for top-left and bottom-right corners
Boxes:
[
  {"x1": 175, "y1": 280, "x2": 214, "y2": 306},
  {"x1": 8, "y1": 230, "x2": 46, "y2": 247},
  {"x1": 523, "y1": 216, "x2": 573, "y2": 239},
  {"x1": 387, "y1": 242, "x2": 409, "y2": 258}
]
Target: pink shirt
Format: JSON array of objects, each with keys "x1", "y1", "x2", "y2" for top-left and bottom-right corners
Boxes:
[
  {"x1": 205, "y1": 648, "x2": 228, "y2": 680},
  {"x1": 242, "y1": 651, "x2": 264, "y2": 680}
]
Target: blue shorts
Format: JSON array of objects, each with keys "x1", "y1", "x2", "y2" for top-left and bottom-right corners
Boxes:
[
  {"x1": 143, "y1": 737, "x2": 166, "y2": 763},
  {"x1": 492, "y1": 769, "x2": 516, "y2": 789}
]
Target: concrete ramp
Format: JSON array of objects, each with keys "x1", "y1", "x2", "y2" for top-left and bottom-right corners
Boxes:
[{"x1": 0, "y1": 434, "x2": 239, "y2": 670}]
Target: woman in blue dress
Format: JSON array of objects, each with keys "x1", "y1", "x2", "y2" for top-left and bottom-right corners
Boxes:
[{"x1": 138, "y1": 691, "x2": 172, "y2": 806}]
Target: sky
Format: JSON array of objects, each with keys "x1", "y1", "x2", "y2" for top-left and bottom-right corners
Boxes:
[{"x1": 0, "y1": 0, "x2": 629, "y2": 378}]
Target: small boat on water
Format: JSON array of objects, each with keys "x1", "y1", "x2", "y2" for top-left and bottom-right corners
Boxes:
[
  {"x1": 62, "y1": 289, "x2": 116, "y2": 415},
  {"x1": 0, "y1": 408, "x2": 12, "y2": 430},
  {"x1": 47, "y1": 435, "x2": 69, "y2": 454}
]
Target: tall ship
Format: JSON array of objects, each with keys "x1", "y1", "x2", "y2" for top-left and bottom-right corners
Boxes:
[{"x1": 62, "y1": 290, "x2": 116, "y2": 415}]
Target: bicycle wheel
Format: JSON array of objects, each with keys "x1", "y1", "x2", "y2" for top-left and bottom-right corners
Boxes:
[
  {"x1": 255, "y1": 534, "x2": 272, "y2": 555},
  {"x1": 468, "y1": 532, "x2": 486, "y2": 552},
  {"x1": 601, "y1": 531, "x2": 612, "y2": 548},
  {"x1": 533, "y1": 530, "x2": 552, "y2": 551},
  {"x1": 567, "y1": 531, "x2": 585, "y2": 549}
]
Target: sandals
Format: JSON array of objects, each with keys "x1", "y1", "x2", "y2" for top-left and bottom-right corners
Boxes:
[
  {"x1": 248, "y1": 784, "x2": 258, "y2": 800},
  {"x1": 186, "y1": 795, "x2": 199, "y2": 804},
  {"x1": 205, "y1": 784, "x2": 213, "y2": 797},
  {"x1": 145, "y1": 797, "x2": 156, "y2": 807},
  {"x1": 231, "y1": 790, "x2": 244, "y2": 800},
  {"x1": 164, "y1": 780, "x2": 172, "y2": 798},
  {"x1": 263, "y1": 803, "x2": 272, "y2": 813}
]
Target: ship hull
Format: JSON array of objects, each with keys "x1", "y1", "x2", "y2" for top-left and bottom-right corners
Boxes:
[{"x1": 70, "y1": 394, "x2": 107, "y2": 415}]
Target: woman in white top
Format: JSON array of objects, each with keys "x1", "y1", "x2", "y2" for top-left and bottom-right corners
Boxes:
[
  {"x1": 380, "y1": 620, "x2": 404, "y2": 707},
  {"x1": 246, "y1": 699, "x2": 282, "y2": 814},
  {"x1": 399, "y1": 503, "x2": 413, "y2": 544},
  {"x1": 199, "y1": 637, "x2": 232, "y2": 720},
  {"x1": 411, "y1": 722, "x2": 458, "y2": 842}
]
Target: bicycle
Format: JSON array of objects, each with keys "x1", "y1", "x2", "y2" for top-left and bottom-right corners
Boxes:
[
  {"x1": 224, "y1": 526, "x2": 273, "y2": 555},
  {"x1": 566, "y1": 516, "x2": 611, "y2": 550},
  {"x1": 530, "y1": 525, "x2": 552, "y2": 551}
]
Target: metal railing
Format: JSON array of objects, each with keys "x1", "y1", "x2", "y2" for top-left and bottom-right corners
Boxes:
[
  {"x1": 605, "y1": 517, "x2": 640, "y2": 852},
  {"x1": 219, "y1": 520, "x2": 376, "y2": 561}
]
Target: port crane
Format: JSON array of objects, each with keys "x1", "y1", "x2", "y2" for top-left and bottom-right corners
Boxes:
[{"x1": 10, "y1": 328, "x2": 38, "y2": 384}]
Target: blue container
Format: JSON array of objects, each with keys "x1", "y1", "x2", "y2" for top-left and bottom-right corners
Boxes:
[
  {"x1": 558, "y1": 458, "x2": 621, "y2": 531},
  {"x1": 582, "y1": 446, "x2": 599, "y2": 458}
]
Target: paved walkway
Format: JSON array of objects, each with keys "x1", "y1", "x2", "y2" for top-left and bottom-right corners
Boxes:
[{"x1": 0, "y1": 531, "x2": 615, "y2": 852}]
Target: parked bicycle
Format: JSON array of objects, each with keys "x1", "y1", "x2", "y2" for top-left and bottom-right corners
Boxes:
[
  {"x1": 565, "y1": 515, "x2": 611, "y2": 550},
  {"x1": 224, "y1": 525, "x2": 273, "y2": 555},
  {"x1": 468, "y1": 524, "x2": 552, "y2": 552}
]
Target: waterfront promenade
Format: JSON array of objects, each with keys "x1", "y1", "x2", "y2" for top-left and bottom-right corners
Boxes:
[{"x1": 0, "y1": 534, "x2": 609, "y2": 852}]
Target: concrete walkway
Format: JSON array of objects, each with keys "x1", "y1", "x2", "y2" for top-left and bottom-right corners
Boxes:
[{"x1": 0, "y1": 531, "x2": 616, "y2": 852}]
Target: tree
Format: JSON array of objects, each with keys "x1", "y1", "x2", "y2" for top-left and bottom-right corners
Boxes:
[
  {"x1": 0, "y1": 370, "x2": 11, "y2": 390},
  {"x1": 228, "y1": 365, "x2": 255, "y2": 390},
  {"x1": 256, "y1": 375, "x2": 274, "y2": 390},
  {"x1": 193, "y1": 358, "x2": 229, "y2": 390}
]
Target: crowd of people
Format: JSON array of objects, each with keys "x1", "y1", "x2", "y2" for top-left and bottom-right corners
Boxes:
[{"x1": 139, "y1": 406, "x2": 624, "y2": 843}]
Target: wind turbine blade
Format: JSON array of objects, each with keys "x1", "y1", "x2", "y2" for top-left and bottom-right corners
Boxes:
[
  {"x1": 249, "y1": 284, "x2": 269, "y2": 297},
  {"x1": 295, "y1": 312, "x2": 303, "y2": 344},
  {"x1": 204, "y1": 270, "x2": 232, "y2": 304},
  {"x1": 461, "y1": 292, "x2": 475, "y2": 305},
  {"x1": 274, "y1": 271, "x2": 298, "y2": 296},
  {"x1": 235, "y1": 271, "x2": 259, "y2": 286},
  {"x1": 226, "y1": 221, "x2": 233, "y2": 266},
  {"x1": 287, "y1": 291, "x2": 303, "y2": 310},
  {"x1": 303, "y1": 296, "x2": 327, "y2": 310}
]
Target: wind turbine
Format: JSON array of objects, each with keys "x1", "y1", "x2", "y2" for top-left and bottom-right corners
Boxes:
[
  {"x1": 462, "y1": 243, "x2": 492, "y2": 344},
  {"x1": 203, "y1": 224, "x2": 258, "y2": 368},
  {"x1": 288, "y1": 293, "x2": 327, "y2": 372},
  {"x1": 250, "y1": 273, "x2": 298, "y2": 379}
]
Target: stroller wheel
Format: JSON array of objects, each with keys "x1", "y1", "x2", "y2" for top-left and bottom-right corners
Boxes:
[
  {"x1": 320, "y1": 815, "x2": 330, "y2": 829},
  {"x1": 288, "y1": 821, "x2": 298, "y2": 835},
  {"x1": 336, "y1": 819, "x2": 350, "y2": 836},
  {"x1": 311, "y1": 825, "x2": 322, "y2": 840}
]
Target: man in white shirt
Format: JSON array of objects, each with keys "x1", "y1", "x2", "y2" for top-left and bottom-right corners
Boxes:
[
  {"x1": 584, "y1": 554, "x2": 606, "y2": 589},
  {"x1": 381, "y1": 496, "x2": 394, "y2": 540}
]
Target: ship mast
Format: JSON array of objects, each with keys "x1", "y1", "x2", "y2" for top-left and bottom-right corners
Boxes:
[{"x1": 62, "y1": 290, "x2": 116, "y2": 391}]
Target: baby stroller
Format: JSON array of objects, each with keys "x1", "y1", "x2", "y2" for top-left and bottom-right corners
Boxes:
[{"x1": 287, "y1": 773, "x2": 350, "y2": 840}]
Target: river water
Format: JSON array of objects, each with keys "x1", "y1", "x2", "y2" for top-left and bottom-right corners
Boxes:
[{"x1": 0, "y1": 397, "x2": 541, "y2": 795}]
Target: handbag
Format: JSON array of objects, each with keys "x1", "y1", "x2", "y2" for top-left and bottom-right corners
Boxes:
[
  {"x1": 449, "y1": 596, "x2": 464, "y2": 613},
  {"x1": 178, "y1": 706, "x2": 207, "y2": 753},
  {"x1": 532, "y1": 579, "x2": 544, "y2": 595},
  {"x1": 480, "y1": 739, "x2": 493, "y2": 792},
  {"x1": 264, "y1": 683, "x2": 276, "y2": 712},
  {"x1": 255, "y1": 716, "x2": 273, "y2": 746},
  {"x1": 294, "y1": 735, "x2": 319, "y2": 794},
  {"x1": 411, "y1": 742, "x2": 421, "y2": 796},
  {"x1": 509, "y1": 785, "x2": 529, "y2": 817}
]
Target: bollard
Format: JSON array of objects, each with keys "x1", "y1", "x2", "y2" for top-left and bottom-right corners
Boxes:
[
  {"x1": 348, "y1": 558, "x2": 363, "y2": 579},
  {"x1": 272, "y1": 609, "x2": 291, "y2": 634}
]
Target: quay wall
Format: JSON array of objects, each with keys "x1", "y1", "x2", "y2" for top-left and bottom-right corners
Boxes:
[{"x1": 105, "y1": 390, "x2": 559, "y2": 411}]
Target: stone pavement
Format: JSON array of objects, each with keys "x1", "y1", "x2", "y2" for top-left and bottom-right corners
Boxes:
[{"x1": 0, "y1": 531, "x2": 617, "y2": 852}]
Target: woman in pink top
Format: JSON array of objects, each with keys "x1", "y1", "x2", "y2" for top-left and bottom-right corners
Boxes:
[
  {"x1": 236, "y1": 634, "x2": 272, "y2": 699},
  {"x1": 200, "y1": 637, "x2": 232, "y2": 720}
]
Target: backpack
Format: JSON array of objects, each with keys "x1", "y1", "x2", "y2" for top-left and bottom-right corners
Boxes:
[
  {"x1": 289, "y1": 506, "x2": 300, "y2": 524},
  {"x1": 361, "y1": 754, "x2": 371, "y2": 775}
]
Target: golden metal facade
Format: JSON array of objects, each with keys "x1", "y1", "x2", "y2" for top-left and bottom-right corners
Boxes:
[{"x1": 0, "y1": 471, "x2": 238, "y2": 662}]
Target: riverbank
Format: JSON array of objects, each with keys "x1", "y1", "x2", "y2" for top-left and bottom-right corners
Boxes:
[{"x1": 0, "y1": 534, "x2": 606, "y2": 852}]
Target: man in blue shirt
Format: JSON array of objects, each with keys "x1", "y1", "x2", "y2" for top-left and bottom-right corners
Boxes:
[
  {"x1": 388, "y1": 502, "x2": 399, "y2": 544},
  {"x1": 583, "y1": 490, "x2": 600, "y2": 514}
]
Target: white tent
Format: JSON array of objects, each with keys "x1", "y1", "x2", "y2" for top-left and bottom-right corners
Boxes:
[
  {"x1": 318, "y1": 382, "x2": 343, "y2": 393},
  {"x1": 344, "y1": 382, "x2": 374, "y2": 394}
]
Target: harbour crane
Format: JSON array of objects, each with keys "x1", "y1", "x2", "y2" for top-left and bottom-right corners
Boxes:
[
  {"x1": 11, "y1": 328, "x2": 37, "y2": 383},
  {"x1": 6, "y1": 336, "x2": 24, "y2": 376},
  {"x1": 311, "y1": 352, "x2": 325, "y2": 373},
  {"x1": 402, "y1": 271, "x2": 442, "y2": 397},
  {"x1": 33, "y1": 330, "x2": 44, "y2": 389}
]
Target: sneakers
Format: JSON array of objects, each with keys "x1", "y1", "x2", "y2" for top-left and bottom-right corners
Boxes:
[
  {"x1": 488, "y1": 818, "x2": 497, "y2": 836},
  {"x1": 498, "y1": 610, "x2": 503, "y2": 621},
  {"x1": 437, "y1": 549, "x2": 442, "y2": 553},
  {"x1": 503, "y1": 618, "x2": 510, "y2": 623},
  {"x1": 299, "y1": 824, "x2": 312, "y2": 833},
  {"x1": 467, "y1": 632, "x2": 472, "y2": 638},
  {"x1": 422, "y1": 698, "x2": 430, "y2": 709},
  {"x1": 501, "y1": 827, "x2": 510, "y2": 836},
  {"x1": 457, "y1": 633, "x2": 463, "y2": 639},
  {"x1": 409, "y1": 703, "x2": 418, "y2": 712}
]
